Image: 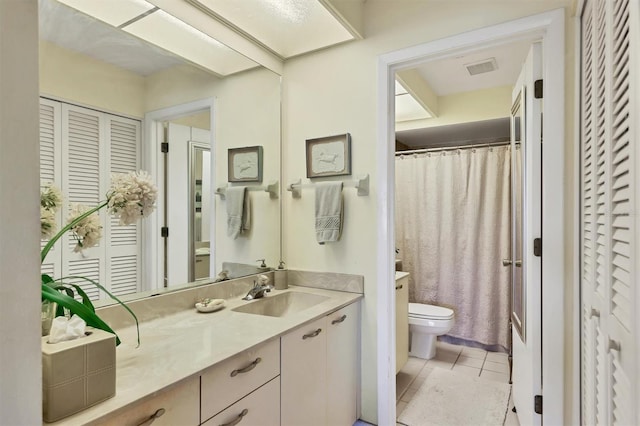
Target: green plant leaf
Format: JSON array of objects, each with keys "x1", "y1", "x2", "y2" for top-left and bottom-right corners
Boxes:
[
  {"x1": 55, "y1": 275, "x2": 140, "y2": 347},
  {"x1": 42, "y1": 284, "x2": 121, "y2": 346},
  {"x1": 53, "y1": 282, "x2": 96, "y2": 314}
]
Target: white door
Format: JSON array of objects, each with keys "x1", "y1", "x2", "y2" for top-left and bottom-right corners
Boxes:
[
  {"x1": 509, "y1": 42, "x2": 543, "y2": 426},
  {"x1": 580, "y1": 0, "x2": 636, "y2": 424},
  {"x1": 165, "y1": 123, "x2": 210, "y2": 286}
]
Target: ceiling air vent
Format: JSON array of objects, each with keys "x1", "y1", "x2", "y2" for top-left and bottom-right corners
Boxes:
[{"x1": 465, "y1": 58, "x2": 498, "y2": 76}]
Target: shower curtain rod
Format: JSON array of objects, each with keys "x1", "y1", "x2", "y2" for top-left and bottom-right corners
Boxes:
[{"x1": 395, "y1": 141, "x2": 510, "y2": 156}]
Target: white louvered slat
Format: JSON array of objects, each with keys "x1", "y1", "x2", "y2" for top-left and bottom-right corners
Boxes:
[
  {"x1": 610, "y1": 353, "x2": 631, "y2": 425},
  {"x1": 111, "y1": 218, "x2": 137, "y2": 246},
  {"x1": 580, "y1": 0, "x2": 637, "y2": 424},
  {"x1": 110, "y1": 256, "x2": 138, "y2": 297},
  {"x1": 67, "y1": 258, "x2": 101, "y2": 301},
  {"x1": 110, "y1": 120, "x2": 138, "y2": 173},
  {"x1": 609, "y1": 0, "x2": 632, "y2": 332},
  {"x1": 106, "y1": 116, "x2": 141, "y2": 294},
  {"x1": 40, "y1": 103, "x2": 56, "y2": 183},
  {"x1": 595, "y1": 325, "x2": 607, "y2": 425},
  {"x1": 43, "y1": 100, "x2": 143, "y2": 301},
  {"x1": 67, "y1": 110, "x2": 100, "y2": 206},
  {"x1": 582, "y1": 313, "x2": 597, "y2": 425}
]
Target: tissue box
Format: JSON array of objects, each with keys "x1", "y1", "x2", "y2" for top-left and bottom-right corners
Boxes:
[{"x1": 42, "y1": 328, "x2": 116, "y2": 422}]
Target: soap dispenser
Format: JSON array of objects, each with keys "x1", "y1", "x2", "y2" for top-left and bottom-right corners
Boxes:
[{"x1": 274, "y1": 261, "x2": 288, "y2": 290}]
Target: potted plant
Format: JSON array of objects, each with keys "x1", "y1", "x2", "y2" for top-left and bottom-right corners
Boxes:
[{"x1": 40, "y1": 171, "x2": 157, "y2": 346}]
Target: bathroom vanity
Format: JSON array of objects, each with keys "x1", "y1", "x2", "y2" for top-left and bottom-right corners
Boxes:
[
  {"x1": 395, "y1": 272, "x2": 409, "y2": 373},
  {"x1": 48, "y1": 274, "x2": 362, "y2": 426}
]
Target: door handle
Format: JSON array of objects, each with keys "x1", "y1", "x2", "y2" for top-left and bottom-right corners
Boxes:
[
  {"x1": 502, "y1": 259, "x2": 512, "y2": 267},
  {"x1": 514, "y1": 260, "x2": 522, "y2": 267}
]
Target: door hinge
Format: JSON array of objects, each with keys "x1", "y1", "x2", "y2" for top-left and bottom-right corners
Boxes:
[
  {"x1": 161, "y1": 142, "x2": 169, "y2": 153},
  {"x1": 533, "y1": 238, "x2": 542, "y2": 257},
  {"x1": 534, "y1": 395, "x2": 543, "y2": 414},
  {"x1": 534, "y1": 79, "x2": 543, "y2": 99},
  {"x1": 161, "y1": 227, "x2": 169, "y2": 238}
]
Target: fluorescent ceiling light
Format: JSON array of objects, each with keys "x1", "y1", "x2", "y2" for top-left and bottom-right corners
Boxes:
[
  {"x1": 56, "y1": 0, "x2": 155, "y2": 27},
  {"x1": 395, "y1": 92, "x2": 431, "y2": 122},
  {"x1": 193, "y1": 0, "x2": 355, "y2": 58},
  {"x1": 122, "y1": 9, "x2": 257, "y2": 76}
]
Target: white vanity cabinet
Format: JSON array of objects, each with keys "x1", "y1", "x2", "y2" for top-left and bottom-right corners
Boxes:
[
  {"x1": 201, "y1": 377, "x2": 280, "y2": 426},
  {"x1": 96, "y1": 377, "x2": 200, "y2": 426},
  {"x1": 281, "y1": 302, "x2": 360, "y2": 426},
  {"x1": 395, "y1": 273, "x2": 409, "y2": 373},
  {"x1": 200, "y1": 339, "x2": 280, "y2": 424}
]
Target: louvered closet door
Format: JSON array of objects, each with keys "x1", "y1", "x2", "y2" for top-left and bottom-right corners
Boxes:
[
  {"x1": 39, "y1": 99, "x2": 62, "y2": 279},
  {"x1": 580, "y1": 0, "x2": 638, "y2": 424},
  {"x1": 105, "y1": 116, "x2": 141, "y2": 297},
  {"x1": 61, "y1": 104, "x2": 107, "y2": 301}
]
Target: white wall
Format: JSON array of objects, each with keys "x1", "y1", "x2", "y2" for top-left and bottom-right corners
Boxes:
[
  {"x1": 0, "y1": 0, "x2": 41, "y2": 424},
  {"x1": 283, "y1": 1, "x2": 575, "y2": 423},
  {"x1": 145, "y1": 65, "x2": 282, "y2": 274},
  {"x1": 39, "y1": 41, "x2": 145, "y2": 118}
]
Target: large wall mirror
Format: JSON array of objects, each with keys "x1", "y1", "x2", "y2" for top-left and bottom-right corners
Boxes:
[{"x1": 38, "y1": 0, "x2": 282, "y2": 303}]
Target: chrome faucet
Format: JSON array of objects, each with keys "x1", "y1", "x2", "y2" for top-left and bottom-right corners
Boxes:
[{"x1": 242, "y1": 279, "x2": 273, "y2": 301}]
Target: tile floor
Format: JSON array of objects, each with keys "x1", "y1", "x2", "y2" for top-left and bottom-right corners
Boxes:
[{"x1": 395, "y1": 341, "x2": 520, "y2": 426}]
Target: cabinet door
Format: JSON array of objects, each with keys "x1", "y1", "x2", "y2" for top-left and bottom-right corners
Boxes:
[
  {"x1": 281, "y1": 316, "x2": 327, "y2": 426},
  {"x1": 201, "y1": 338, "x2": 279, "y2": 422},
  {"x1": 96, "y1": 377, "x2": 199, "y2": 426},
  {"x1": 395, "y1": 276, "x2": 409, "y2": 373},
  {"x1": 202, "y1": 377, "x2": 280, "y2": 426},
  {"x1": 326, "y1": 302, "x2": 360, "y2": 426}
]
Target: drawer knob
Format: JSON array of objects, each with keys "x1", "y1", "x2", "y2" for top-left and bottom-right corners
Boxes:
[
  {"x1": 230, "y1": 358, "x2": 261, "y2": 377},
  {"x1": 136, "y1": 408, "x2": 165, "y2": 426},
  {"x1": 302, "y1": 328, "x2": 322, "y2": 340},
  {"x1": 219, "y1": 408, "x2": 249, "y2": 426},
  {"x1": 331, "y1": 315, "x2": 347, "y2": 325}
]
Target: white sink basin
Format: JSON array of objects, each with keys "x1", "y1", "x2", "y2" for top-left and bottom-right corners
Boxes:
[{"x1": 232, "y1": 291, "x2": 330, "y2": 317}]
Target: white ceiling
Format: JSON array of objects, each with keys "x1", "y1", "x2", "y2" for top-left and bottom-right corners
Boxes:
[
  {"x1": 415, "y1": 39, "x2": 533, "y2": 96},
  {"x1": 39, "y1": 0, "x2": 187, "y2": 76},
  {"x1": 395, "y1": 38, "x2": 538, "y2": 146},
  {"x1": 192, "y1": 0, "x2": 357, "y2": 58},
  {"x1": 39, "y1": 0, "x2": 360, "y2": 77}
]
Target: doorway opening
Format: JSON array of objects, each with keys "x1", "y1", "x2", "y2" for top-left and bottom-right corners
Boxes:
[
  {"x1": 142, "y1": 98, "x2": 215, "y2": 292},
  {"x1": 376, "y1": 9, "x2": 566, "y2": 426}
]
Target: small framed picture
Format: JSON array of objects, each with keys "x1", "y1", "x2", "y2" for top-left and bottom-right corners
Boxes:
[
  {"x1": 306, "y1": 133, "x2": 351, "y2": 178},
  {"x1": 228, "y1": 146, "x2": 263, "y2": 182}
]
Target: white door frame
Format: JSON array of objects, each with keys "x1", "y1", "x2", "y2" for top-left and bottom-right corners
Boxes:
[
  {"x1": 376, "y1": 9, "x2": 567, "y2": 425},
  {"x1": 142, "y1": 98, "x2": 215, "y2": 291}
]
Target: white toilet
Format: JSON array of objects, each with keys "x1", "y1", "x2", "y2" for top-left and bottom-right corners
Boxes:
[{"x1": 408, "y1": 303, "x2": 455, "y2": 360}]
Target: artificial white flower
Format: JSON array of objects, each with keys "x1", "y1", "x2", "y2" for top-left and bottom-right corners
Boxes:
[
  {"x1": 68, "y1": 204, "x2": 102, "y2": 253},
  {"x1": 107, "y1": 171, "x2": 158, "y2": 226},
  {"x1": 41, "y1": 207, "x2": 57, "y2": 239},
  {"x1": 40, "y1": 183, "x2": 62, "y2": 211}
]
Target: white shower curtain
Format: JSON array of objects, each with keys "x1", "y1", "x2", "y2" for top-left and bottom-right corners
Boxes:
[{"x1": 395, "y1": 145, "x2": 511, "y2": 351}]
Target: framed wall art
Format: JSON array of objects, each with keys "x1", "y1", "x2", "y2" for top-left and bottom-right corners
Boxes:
[
  {"x1": 228, "y1": 146, "x2": 263, "y2": 182},
  {"x1": 305, "y1": 133, "x2": 351, "y2": 178}
]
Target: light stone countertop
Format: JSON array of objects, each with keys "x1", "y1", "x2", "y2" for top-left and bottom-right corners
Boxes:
[
  {"x1": 395, "y1": 271, "x2": 410, "y2": 281},
  {"x1": 50, "y1": 285, "x2": 362, "y2": 425}
]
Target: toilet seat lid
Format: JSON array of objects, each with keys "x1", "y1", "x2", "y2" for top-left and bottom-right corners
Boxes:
[{"x1": 409, "y1": 303, "x2": 454, "y2": 319}]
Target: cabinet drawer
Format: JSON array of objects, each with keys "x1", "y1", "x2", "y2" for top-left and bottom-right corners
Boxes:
[
  {"x1": 95, "y1": 377, "x2": 199, "y2": 426},
  {"x1": 202, "y1": 377, "x2": 280, "y2": 426},
  {"x1": 201, "y1": 338, "x2": 279, "y2": 422}
]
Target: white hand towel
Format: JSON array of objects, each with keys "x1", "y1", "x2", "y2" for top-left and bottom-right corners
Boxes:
[
  {"x1": 315, "y1": 182, "x2": 343, "y2": 244},
  {"x1": 226, "y1": 187, "x2": 251, "y2": 239}
]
